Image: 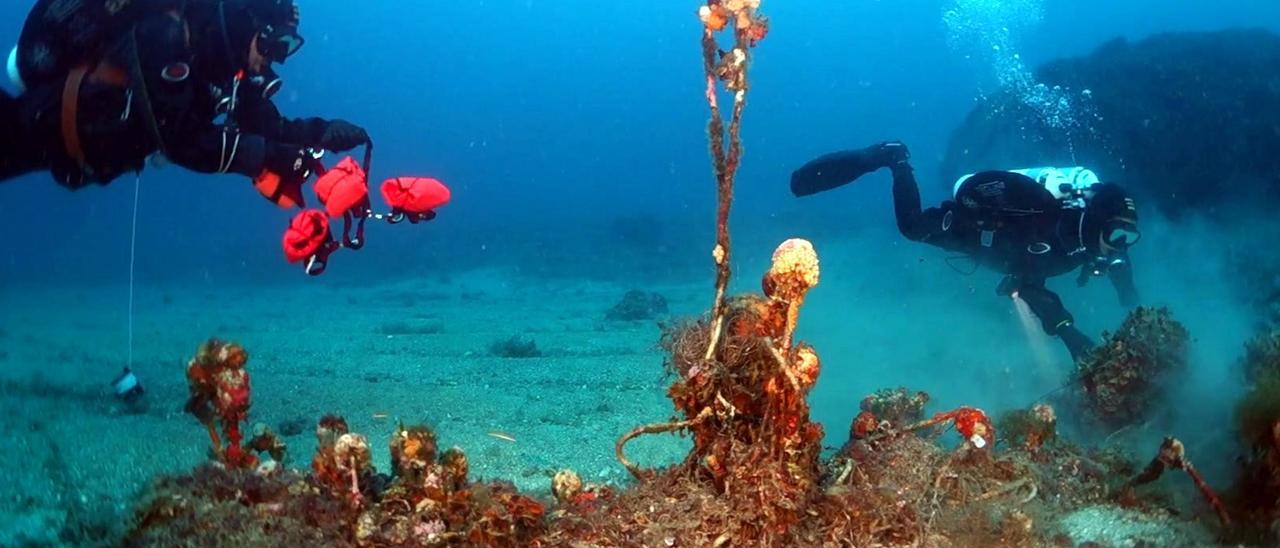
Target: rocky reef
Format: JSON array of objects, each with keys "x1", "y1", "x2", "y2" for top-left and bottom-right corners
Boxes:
[
  {"x1": 121, "y1": 242, "x2": 1230, "y2": 546},
  {"x1": 129, "y1": 424, "x2": 546, "y2": 546},
  {"x1": 1073, "y1": 307, "x2": 1190, "y2": 429},
  {"x1": 1228, "y1": 330, "x2": 1280, "y2": 543}
]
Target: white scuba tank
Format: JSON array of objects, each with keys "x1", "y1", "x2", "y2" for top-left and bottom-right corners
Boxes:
[
  {"x1": 7, "y1": 45, "x2": 25, "y2": 94},
  {"x1": 953, "y1": 166, "x2": 1100, "y2": 209}
]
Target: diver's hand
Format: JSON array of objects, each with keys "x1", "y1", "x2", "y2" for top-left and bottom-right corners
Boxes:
[
  {"x1": 264, "y1": 145, "x2": 312, "y2": 181},
  {"x1": 1107, "y1": 259, "x2": 1140, "y2": 308},
  {"x1": 868, "y1": 141, "x2": 910, "y2": 168},
  {"x1": 319, "y1": 120, "x2": 369, "y2": 153},
  {"x1": 255, "y1": 145, "x2": 312, "y2": 207}
]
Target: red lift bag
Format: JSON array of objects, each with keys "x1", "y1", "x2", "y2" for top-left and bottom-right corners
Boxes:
[
  {"x1": 313, "y1": 156, "x2": 370, "y2": 218},
  {"x1": 380, "y1": 177, "x2": 451, "y2": 214},
  {"x1": 282, "y1": 209, "x2": 330, "y2": 263}
]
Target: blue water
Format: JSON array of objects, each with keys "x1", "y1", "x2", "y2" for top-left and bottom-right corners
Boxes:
[
  {"x1": 2, "y1": 1, "x2": 1275, "y2": 284},
  {"x1": 2, "y1": 1, "x2": 1280, "y2": 542}
]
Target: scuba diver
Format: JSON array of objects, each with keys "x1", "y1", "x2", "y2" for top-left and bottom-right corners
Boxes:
[
  {"x1": 790, "y1": 141, "x2": 1141, "y2": 361},
  {"x1": 1, "y1": 0, "x2": 369, "y2": 203}
]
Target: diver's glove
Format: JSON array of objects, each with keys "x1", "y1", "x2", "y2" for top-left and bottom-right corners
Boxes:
[
  {"x1": 1108, "y1": 259, "x2": 1140, "y2": 308},
  {"x1": 318, "y1": 120, "x2": 369, "y2": 153},
  {"x1": 265, "y1": 144, "x2": 313, "y2": 182},
  {"x1": 254, "y1": 144, "x2": 314, "y2": 208},
  {"x1": 868, "y1": 141, "x2": 910, "y2": 169}
]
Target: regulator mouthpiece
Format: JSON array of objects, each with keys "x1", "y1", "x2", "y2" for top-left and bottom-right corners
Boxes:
[{"x1": 249, "y1": 68, "x2": 283, "y2": 99}]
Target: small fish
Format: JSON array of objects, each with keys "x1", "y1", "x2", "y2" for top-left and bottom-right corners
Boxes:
[
  {"x1": 372, "y1": 413, "x2": 389, "y2": 420},
  {"x1": 487, "y1": 431, "x2": 517, "y2": 443}
]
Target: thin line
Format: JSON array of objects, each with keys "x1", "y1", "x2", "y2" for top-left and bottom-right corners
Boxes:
[{"x1": 128, "y1": 173, "x2": 141, "y2": 368}]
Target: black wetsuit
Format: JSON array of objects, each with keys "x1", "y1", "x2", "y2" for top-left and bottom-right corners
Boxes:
[
  {"x1": 1, "y1": 3, "x2": 329, "y2": 188},
  {"x1": 792, "y1": 145, "x2": 1139, "y2": 360}
]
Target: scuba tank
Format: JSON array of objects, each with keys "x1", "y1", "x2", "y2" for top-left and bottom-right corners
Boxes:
[
  {"x1": 1009, "y1": 167, "x2": 1099, "y2": 209},
  {"x1": 6, "y1": 46, "x2": 23, "y2": 93},
  {"x1": 954, "y1": 166, "x2": 1100, "y2": 210},
  {"x1": 14, "y1": 0, "x2": 160, "y2": 91}
]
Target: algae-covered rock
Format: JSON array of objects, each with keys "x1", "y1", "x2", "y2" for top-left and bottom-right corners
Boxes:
[
  {"x1": 860, "y1": 387, "x2": 930, "y2": 429},
  {"x1": 1228, "y1": 330, "x2": 1280, "y2": 541},
  {"x1": 1243, "y1": 331, "x2": 1280, "y2": 385},
  {"x1": 1235, "y1": 330, "x2": 1280, "y2": 459},
  {"x1": 488, "y1": 334, "x2": 542, "y2": 358},
  {"x1": 604, "y1": 290, "x2": 669, "y2": 321},
  {"x1": 127, "y1": 465, "x2": 353, "y2": 546},
  {"x1": 1076, "y1": 307, "x2": 1189, "y2": 428},
  {"x1": 128, "y1": 444, "x2": 545, "y2": 547},
  {"x1": 998, "y1": 403, "x2": 1058, "y2": 452}
]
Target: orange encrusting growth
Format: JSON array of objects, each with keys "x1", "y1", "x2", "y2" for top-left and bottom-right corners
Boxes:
[{"x1": 184, "y1": 339, "x2": 258, "y2": 468}]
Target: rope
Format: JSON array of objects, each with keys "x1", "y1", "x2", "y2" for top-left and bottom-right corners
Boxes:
[{"x1": 128, "y1": 172, "x2": 141, "y2": 368}]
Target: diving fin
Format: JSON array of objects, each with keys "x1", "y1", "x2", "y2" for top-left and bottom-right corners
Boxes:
[{"x1": 790, "y1": 142, "x2": 908, "y2": 197}]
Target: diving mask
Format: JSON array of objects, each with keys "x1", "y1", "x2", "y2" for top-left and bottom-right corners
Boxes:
[
  {"x1": 1103, "y1": 219, "x2": 1141, "y2": 248},
  {"x1": 257, "y1": 24, "x2": 304, "y2": 63}
]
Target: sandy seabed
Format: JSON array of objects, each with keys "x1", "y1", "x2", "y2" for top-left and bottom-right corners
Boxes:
[
  {"x1": 0, "y1": 226, "x2": 1255, "y2": 545},
  {"x1": 0, "y1": 270, "x2": 704, "y2": 543}
]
